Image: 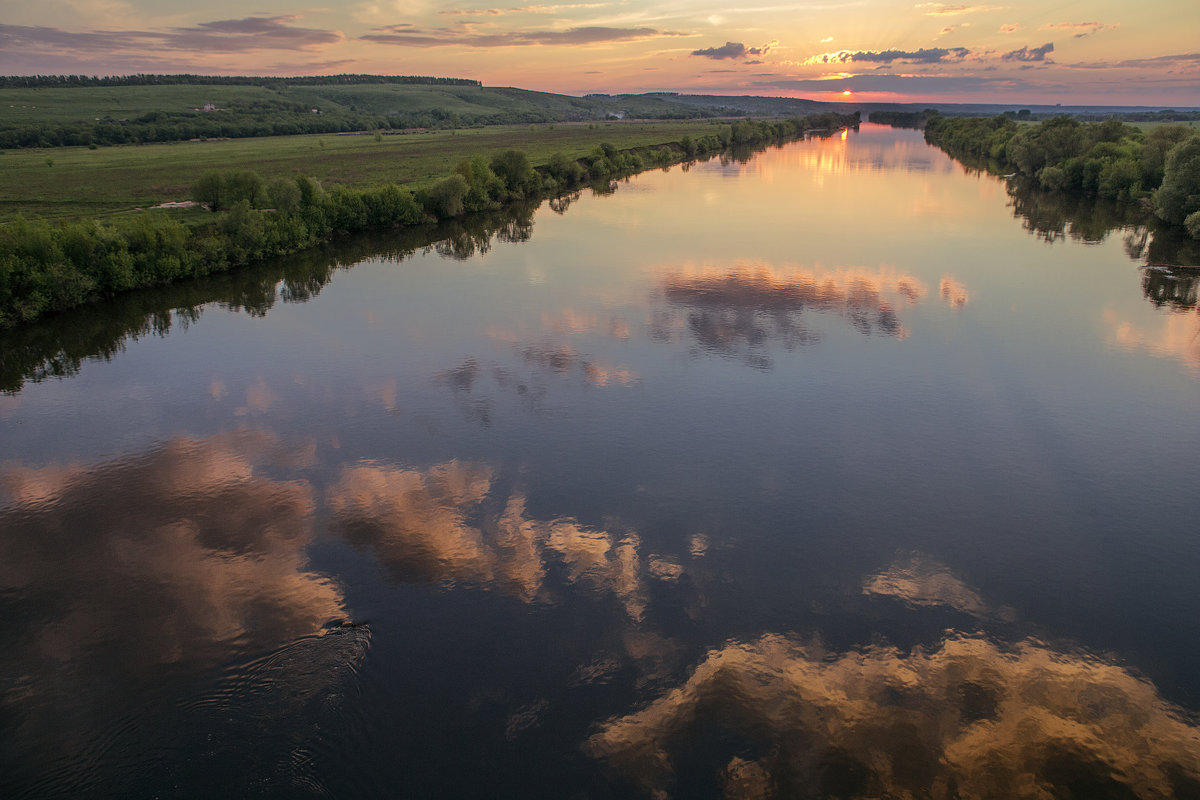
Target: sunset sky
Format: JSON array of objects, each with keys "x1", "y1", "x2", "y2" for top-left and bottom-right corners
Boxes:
[{"x1": 2, "y1": 0, "x2": 1197, "y2": 105}]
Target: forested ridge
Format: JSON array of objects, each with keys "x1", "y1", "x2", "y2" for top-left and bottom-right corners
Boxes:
[
  {"x1": 0, "y1": 77, "x2": 719, "y2": 148},
  {"x1": 924, "y1": 115, "x2": 1200, "y2": 239},
  {"x1": 0, "y1": 74, "x2": 482, "y2": 88},
  {"x1": 0, "y1": 114, "x2": 858, "y2": 328}
]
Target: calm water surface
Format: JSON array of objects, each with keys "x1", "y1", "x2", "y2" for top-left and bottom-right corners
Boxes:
[{"x1": 2, "y1": 124, "x2": 1199, "y2": 798}]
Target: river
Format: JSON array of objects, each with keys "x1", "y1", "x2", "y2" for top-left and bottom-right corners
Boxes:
[{"x1": 2, "y1": 123, "x2": 1199, "y2": 798}]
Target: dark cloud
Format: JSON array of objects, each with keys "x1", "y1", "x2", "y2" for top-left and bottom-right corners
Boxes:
[
  {"x1": 831, "y1": 46, "x2": 970, "y2": 64},
  {"x1": 1002, "y1": 42, "x2": 1054, "y2": 62},
  {"x1": 0, "y1": 17, "x2": 343, "y2": 55},
  {"x1": 691, "y1": 41, "x2": 768, "y2": 60},
  {"x1": 362, "y1": 25, "x2": 679, "y2": 48}
]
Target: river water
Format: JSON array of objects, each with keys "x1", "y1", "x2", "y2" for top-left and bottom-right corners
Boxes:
[{"x1": 2, "y1": 124, "x2": 1199, "y2": 798}]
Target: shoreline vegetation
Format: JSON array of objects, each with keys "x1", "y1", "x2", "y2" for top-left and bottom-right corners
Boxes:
[
  {"x1": 0, "y1": 112, "x2": 859, "y2": 328},
  {"x1": 921, "y1": 115, "x2": 1200, "y2": 243}
]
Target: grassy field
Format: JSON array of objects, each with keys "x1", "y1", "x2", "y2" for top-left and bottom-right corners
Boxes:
[
  {"x1": 0, "y1": 83, "x2": 699, "y2": 125},
  {"x1": 0, "y1": 120, "x2": 724, "y2": 221}
]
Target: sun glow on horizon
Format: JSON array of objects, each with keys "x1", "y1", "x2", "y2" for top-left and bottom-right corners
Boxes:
[{"x1": 0, "y1": 0, "x2": 1195, "y2": 105}]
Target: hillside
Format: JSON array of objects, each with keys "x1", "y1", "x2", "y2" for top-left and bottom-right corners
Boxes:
[{"x1": 0, "y1": 79, "x2": 716, "y2": 148}]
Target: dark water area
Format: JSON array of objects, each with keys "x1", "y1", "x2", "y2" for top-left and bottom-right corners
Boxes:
[{"x1": 2, "y1": 124, "x2": 1199, "y2": 798}]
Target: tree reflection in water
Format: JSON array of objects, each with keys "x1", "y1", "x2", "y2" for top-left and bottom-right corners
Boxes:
[
  {"x1": 1004, "y1": 176, "x2": 1200, "y2": 268},
  {"x1": 0, "y1": 202, "x2": 539, "y2": 393}
]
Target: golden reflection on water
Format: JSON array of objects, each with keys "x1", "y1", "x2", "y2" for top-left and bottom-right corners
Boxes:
[
  {"x1": 328, "y1": 460, "x2": 649, "y2": 619},
  {"x1": 0, "y1": 432, "x2": 345, "y2": 768},
  {"x1": 588, "y1": 556, "x2": 1200, "y2": 799},
  {"x1": 1105, "y1": 309, "x2": 1200, "y2": 373},
  {"x1": 862, "y1": 554, "x2": 992, "y2": 618},
  {"x1": 939, "y1": 276, "x2": 970, "y2": 309},
  {"x1": 588, "y1": 634, "x2": 1200, "y2": 800}
]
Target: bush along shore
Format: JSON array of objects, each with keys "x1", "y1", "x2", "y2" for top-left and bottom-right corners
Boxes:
[
  {"x1": 0, "y1": 113, "x2": 858, "y2": 328},
  {"x1": 923, "y1": 115, "x2": 1200, "y2": 241}
]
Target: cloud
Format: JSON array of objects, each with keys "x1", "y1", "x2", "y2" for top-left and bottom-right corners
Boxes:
[
  {"x1": 1039, "y1": 21, "x2": 1119, "y2": 39},
  {"x1": 937, "y1": 23, "x2": 969, "y2": 36},
  {"x1": 691, "y1": 41, "x2": 771, "y2": 60},
  {"x1": 837, "y1": 46, "x2": 971, "y2": 64},
  {"x1": 1067, "y1": 52, "x2": 1200, "y2": 70},
  {"x1": 998, "y1": 22, "x2": 1019, "y2": 33},
  {"x1": 1002, "y1": 41, "x2": 1054, "y2": 62},
  {"x1": 362, "y1": 24, "x2": 681, "y2": 47},
  {"x1": 915, "y1": 2, "x2": 1001, "y2": 16},
  {"x1": 804, "y1": 47, "x2": 971, "y2": 65},
  {"x1": 0, "y1": 16, "x2": 343, "y2": 54},
  {"x1": 441, "y1": 3, "x2": 610, "y2": 15}
]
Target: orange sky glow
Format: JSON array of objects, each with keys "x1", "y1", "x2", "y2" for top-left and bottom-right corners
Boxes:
[{"x1": 1, "y1": 1, "x2": 1197, "y2": 105}]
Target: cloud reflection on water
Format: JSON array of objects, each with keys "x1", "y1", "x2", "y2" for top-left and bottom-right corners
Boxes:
[
  {"x1": 0, "y1": 432, "x2": 347, "y2": 789},
  {"x1": 328, "y1": 460, "x2": 649, "y2": 619},
  {"x1": 588, "y1": 556, "x2": 1200, "y2": 799},
  {"x1": 657, "y1": 262, "x2": 928, "y2": 367}
]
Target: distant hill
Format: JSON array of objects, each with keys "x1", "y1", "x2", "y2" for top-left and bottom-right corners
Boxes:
[
  {"x1": 638, "y1": 93, "x2": 1199, "y2": 119},
  {"x1": 2, "y1": 74, "x2": 1196, "y2": 148},
  {"x1": 0, "y1": 78, "x2": 718, "y2": 148}
]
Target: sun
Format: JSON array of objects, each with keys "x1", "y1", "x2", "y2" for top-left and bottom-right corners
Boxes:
[{"x1": 841, "y1": 90, "x2": 852, "y2": 97}]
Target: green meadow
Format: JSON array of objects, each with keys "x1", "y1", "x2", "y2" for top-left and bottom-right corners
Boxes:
[{"x1": 0, "y1": 121, "x2": 722, "y2": 222}]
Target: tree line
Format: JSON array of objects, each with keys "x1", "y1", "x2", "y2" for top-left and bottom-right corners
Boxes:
[
  {"x1": 0, "y1": 114, "x2": 859, "y2": 328},
  {"x1": 924, "y1": 115, "x2": 1200, "y2": 239},
  {"x1": 0, "y1": 74, "x2": 481, "y2": 89},
  {"x1": 0, "y1": 106, "x2": 564, "y2": 149},
  {"x1": 867, "y1": 110, "x2": 939, "y2": 129}
]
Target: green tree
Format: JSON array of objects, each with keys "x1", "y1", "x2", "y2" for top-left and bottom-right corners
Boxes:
[
  {"x1": 267, "y1": 178, "x2": 301, "y2": 214},
  {"x1": 1154, "y1": 134, "x2": 1200, "y2": 228},
  {"x1": 490, "y1": 149, "x2": 537, "y2": 197},
  {"x1": 225, "y1": 170, "x2": 266, "y2": 208},
  {"x1": 424, "y1": 174, "x2": 469, "y2": 218},
  {"x1": 191, "y1": 171, "x2": 226, "y2": 211}
]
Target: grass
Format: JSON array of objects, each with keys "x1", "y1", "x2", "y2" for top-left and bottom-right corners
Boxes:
[
  {"x1": 0, "y1": 120, "x2": 724, "y2": 221},
  {"x1": 0, "y1": 83, "x2": 700, "y2": 126}
]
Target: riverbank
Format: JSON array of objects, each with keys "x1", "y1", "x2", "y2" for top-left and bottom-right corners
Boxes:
[
  {"x1": 0, "y1": 113, "x2": 860, "y2": 328},
  {"x1": 922, "y1": 115, "x2": 1200, "y2": 240},
  {"x1": 0, "y1": 121, "x2": 731, "y2": 222}
]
